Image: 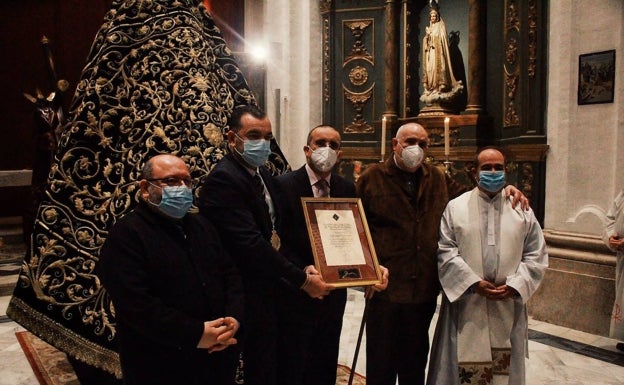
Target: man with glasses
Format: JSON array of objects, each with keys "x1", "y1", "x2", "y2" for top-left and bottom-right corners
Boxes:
[
  {"x1": 97, "y1": 154, "x2": 243, "y2": 385},
  {"x1": 356, "y1": 123, "x2": 528, "y2": 385},
  {"x1": 198, "y1": 106, "x2": 332, "y2": 385}
]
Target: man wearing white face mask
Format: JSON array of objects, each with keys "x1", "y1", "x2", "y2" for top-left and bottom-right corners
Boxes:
[
  {"x1": 198, "y1": 107, "x2": 333, "y2": 385},
  {"x1": 275, "y1": 125, "x2": 389, "y2": 385},
  {"x1": 427, "y1": 147, "x2": 547, "y2": 385},
  {"x1": 357, "y1": 124, "x2": 529, "y2": 385}
]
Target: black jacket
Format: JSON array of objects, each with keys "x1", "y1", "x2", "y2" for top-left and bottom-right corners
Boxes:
[
  {"x1": 198, "y1": 153, "x2": 307, "y2": 288},
  {"x1": 97, "y1": 201, "x2": 243, "y2": 385}
]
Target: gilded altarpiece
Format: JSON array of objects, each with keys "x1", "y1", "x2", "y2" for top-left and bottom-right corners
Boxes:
[{"x1": 322, "y1": 0, "x2": 548, "y2": 224}]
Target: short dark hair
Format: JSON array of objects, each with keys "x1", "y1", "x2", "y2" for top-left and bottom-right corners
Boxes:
[
  {"x1": 473, "y1": 145, "x2": 508, "y2": 168},
  {"x1": 140, "y1": 157, "x2": 155, "y2": 180},
  {"x1": 228, "y1": 105, "x2": 267, "y2": 133},
  {"x1": 306, "y1": 125, "x2": 340, "y2": 146}
]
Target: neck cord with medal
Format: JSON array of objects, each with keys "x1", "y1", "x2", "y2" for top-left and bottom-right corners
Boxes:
[{"x1": 255, "y1": 171, "x2": 281, "y2": 251}]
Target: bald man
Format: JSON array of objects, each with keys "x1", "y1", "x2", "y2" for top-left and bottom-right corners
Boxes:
[
  {"x1": 98, "y1": 154, "x2": 243, "y2": 385},
  {"x1": 427, "y1": 147, "x2": 547, "y2": 385},
  {"x1": 356, "y1": 124, "x2": 528, "y2": 385}
]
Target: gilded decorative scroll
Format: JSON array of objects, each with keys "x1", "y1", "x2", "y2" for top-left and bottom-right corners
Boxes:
[
  {"x1": 349, "y1": 66, "x2": 369, "y2": 86},
  {"x1": 504, "y1": 66, "x2": 520, "y2": 127},
  {"x1": 521, "y1": 163, "x2": 534, "y2": 200},
  {"x1": 528, "y1": 0, "x2": 537, "y2": 78},
  {"x1": 503, "y1": 0, "x2": 520, "y2": 128},
  {"x1": 324, "y1": 18, "x2": 331, "y2": 102},
  {"x1": 342, "y1": 18, "x2": 375, "y2": 133},
  {"x1": 320, "y1": 0, "x2": 332, "y2": 14},
  {"x1": 506, "y1": 1, "x2": 520, "y2": 33},
  {"x1": 344, "y1": 20, "x2": 374, "y2": 64},
  {"x1": 344, "y1": 85, "x2": 374, "y2": 133}
]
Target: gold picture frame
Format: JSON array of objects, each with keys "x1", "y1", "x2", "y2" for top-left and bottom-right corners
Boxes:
[{"x1": 301, "y1": 197, "x2": 382, "y2": 288}]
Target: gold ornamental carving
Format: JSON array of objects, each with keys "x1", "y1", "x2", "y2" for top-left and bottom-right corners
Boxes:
[
  {"x1": 348, "y1": 66, "x2": 369, "y2": 86},
  {"x1": 323, "y1": 18, "x2": 330, "y2": 102},
  {"x1": 344, "y1": 85, "x2": 374, "y2": 133},
  {"x1": 504, "y1": 67, "x2": 520, "y2": 127},
  {"x1": 528, "y1": 0, "x2": 537, "y2": 78},
  {"x1": 520, "y1": 163, "x2": 534, "y2": 200},
  {"x1": 506, "y1": 1, "x2": 520, "y2": 33},
  {"x1": 505, "y1": 38, "x2": 518, "y2": 65},
  {"x1": 504, "y1": 0, "x2": 520, "y2": 128},
  {"x1": 344, "y1": 20, "x2": 374, "y2": 64},
  {"x1": 319, "y1": 0, "x2": 332, "y2": 14}
]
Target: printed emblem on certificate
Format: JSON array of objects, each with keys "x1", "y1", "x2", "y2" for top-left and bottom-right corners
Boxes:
[{"x1": 301, "y1": 198, "x2": 382, "y2": 287}]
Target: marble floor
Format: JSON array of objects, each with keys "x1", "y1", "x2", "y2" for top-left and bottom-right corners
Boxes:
[
  {"x1": 1, "y1": 288, "x2": 624, "y2": 384},
  {"x1": 337, "y1": 289, "x2": 624, "y2": 385}
]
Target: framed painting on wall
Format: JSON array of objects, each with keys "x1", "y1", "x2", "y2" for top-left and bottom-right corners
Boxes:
[{"x1": 578, "y1": 50, "x2": 616, "y2": 105}]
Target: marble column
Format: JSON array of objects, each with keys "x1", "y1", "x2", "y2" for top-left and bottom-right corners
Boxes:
[
  {"x1": 465, "y1": 0, "x2": 485, "y2": 114},
  {"x1": 383, "y1": 0, "x2": 399, "y2": 118}
]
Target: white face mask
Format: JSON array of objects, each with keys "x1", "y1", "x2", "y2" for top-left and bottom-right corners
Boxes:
[
  {"x1": 399, "y1": 144, "x2": 424, "y2": 169},
  {"x1": 310, "y1": 146, "x2": 338, "y2": 172}
]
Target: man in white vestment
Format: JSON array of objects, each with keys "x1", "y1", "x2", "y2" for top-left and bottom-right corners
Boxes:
[
  {"x1": 602, "y1": 189, "x2": 624, "y2": 351},
  {"x1": 426, "y1": 147, "x2": 548, "y2": 385}
]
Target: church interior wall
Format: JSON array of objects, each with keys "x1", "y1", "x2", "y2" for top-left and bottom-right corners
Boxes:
[
  {"x1": 256, "y1": 0, "x2": 324, "y2": 169},
  {"x1": 530, "y1": 0, "x2": 624, "y2": 336},
  {"x1": 545, "y1": 0, "x2": 624, "y2": 235}
]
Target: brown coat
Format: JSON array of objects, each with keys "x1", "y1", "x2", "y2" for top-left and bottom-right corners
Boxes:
[{"x1": 356, "y1": 157, "x2": 467, "y2": 303}]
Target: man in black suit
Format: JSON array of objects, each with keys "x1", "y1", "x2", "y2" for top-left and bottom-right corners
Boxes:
[
  {"x1": 198, "y1": 106, "x2": 332, "y2": 385},
  {"x1": 275, "y1": 125, "x2": 388, "y2": 385},
  {"x1": 98, "y1": 154, "x2": 243, "y2": 385}
]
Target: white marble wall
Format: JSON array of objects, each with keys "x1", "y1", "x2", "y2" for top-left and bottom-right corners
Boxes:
[
  {"x1": 545, "y1": 0, "x2": 624, "y2": 234},
  {"x1": 246, "y1": 0, "x2": 324, "y2": 168}
]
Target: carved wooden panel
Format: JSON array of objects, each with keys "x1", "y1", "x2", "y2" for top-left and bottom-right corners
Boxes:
[
  {"x1": 321, "y1": 0, "x2": 386, "y2": 145},
  {"x1": 502, "y1": 0, "x2": 547, "y2": 136}
]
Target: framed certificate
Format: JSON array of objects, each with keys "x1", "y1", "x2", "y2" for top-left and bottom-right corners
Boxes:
[{"x1": 301, "y1": 197, "x2": 382, "y2": 288}]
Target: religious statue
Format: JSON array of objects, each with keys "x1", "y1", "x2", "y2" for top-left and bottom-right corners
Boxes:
[
  {"x1": 21, "y1": 36, "x2": 68, "y2": 243},
  {"x1": 420, "y1": 3, "x2": 464, "y2": 113}
]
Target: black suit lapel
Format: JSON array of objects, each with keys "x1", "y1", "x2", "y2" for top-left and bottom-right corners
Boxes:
[{"x1": 293, "y1": 166, "x2": 314, "y2": 198}]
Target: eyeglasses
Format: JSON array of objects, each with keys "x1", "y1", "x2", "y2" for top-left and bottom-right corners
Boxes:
[{"x1": 147, "y1": 177, "x2": 194, "y2": 188}]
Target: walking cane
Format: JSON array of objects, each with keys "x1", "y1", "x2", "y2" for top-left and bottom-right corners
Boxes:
[{"x1": 348, "y1": 295, "x2": 370, "y2": 385}]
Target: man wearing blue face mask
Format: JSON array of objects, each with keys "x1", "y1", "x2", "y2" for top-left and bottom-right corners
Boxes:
[
  {"x1": 97, "y1": 154, "x2": 244, "y2": 385},
  {"x1": 427, "y1": 146, "x2": 548, "y2": 385},
  {"x1": 198, "y1": 105, "x2": 332, "y2": 385},
  {"x1": 357, "y1": 124, "x2": 529, "y2": 385}
]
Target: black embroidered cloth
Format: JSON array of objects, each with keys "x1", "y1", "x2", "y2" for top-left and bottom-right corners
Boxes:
[{"x1": 7, "y1": 0, "x2": 288, "y2": 377}]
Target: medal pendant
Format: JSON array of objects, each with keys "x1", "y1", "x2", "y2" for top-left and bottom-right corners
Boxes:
[{"x1": 271, "y1": 230, "x2": 281, "y2": 251}]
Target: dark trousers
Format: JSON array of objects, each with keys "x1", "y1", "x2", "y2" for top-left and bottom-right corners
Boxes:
[
  {"x1": 241, "y1": 284, "x2": 278, "y2": 385},
  {"x1": 276, "y1": 287, "x2": 347, "y2": 385},
  {"x1": 365, "y1": 297, "x2": 437, "y2": 385}
]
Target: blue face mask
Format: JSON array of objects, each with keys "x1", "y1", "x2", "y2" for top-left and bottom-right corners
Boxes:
[
  {"x1": 149, "y1": 185, "x2": 193, "y2": 219},
  {"x1": 478, "y1": 170, "x2": 506, "y2": 193},
  {"x1": 235, "y1": 134, "x2": 272, "y2": 168}
]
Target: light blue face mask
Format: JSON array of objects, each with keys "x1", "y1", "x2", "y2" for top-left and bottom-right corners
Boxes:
[
  {"x1": 478, "y1": 170, "x2": 506, "y2": 193},
  {"x1": 148, "y1": 184, "x2": 193, "y2": 219},
  {"x1": 235, "y1": 133, "x2": 272, "y2": 168}
]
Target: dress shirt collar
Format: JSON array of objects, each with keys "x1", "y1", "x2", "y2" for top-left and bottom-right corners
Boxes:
[{"x1": 305, "y1": 163, "x2": 330, "y2": 187}]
